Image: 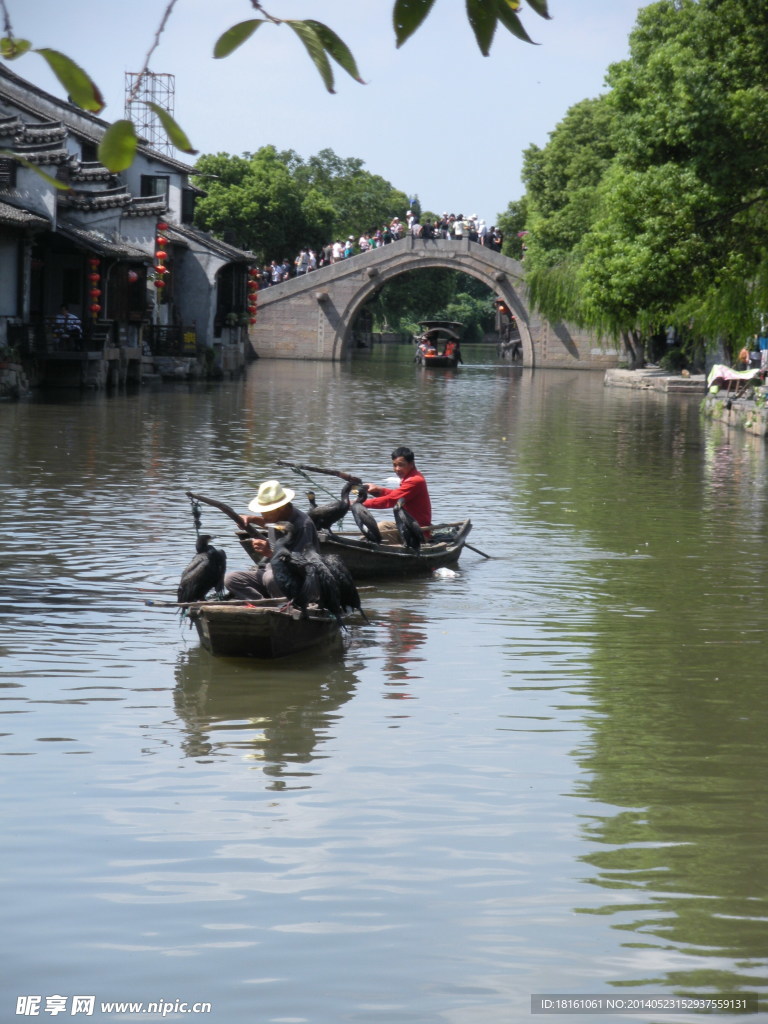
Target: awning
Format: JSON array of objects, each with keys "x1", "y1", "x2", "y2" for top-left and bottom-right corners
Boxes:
[
  {"x1": 164, "y1": 222, "x2": 253, "y2": 263},
  {"x1": 54, "y1": 223, "x2": 150, "y2": 261}
]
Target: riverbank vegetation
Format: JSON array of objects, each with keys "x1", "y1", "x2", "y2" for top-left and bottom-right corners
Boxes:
[{"x1": 499, "y1": 0, "x2": 768, "y2": 365}]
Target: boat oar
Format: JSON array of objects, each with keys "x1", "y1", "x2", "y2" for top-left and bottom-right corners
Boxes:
[
  {"x1": 465, "y1": 541, "x2": 493, "y2": 559},
  {"x1": 145, "y1": 599, "x2": 256, "y2": 608}
]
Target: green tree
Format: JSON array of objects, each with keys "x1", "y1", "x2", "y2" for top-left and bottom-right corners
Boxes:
[
  {"x1": 288, "y1": 148, "x2": 409, "y2": 241},
  {"x1": 601, "y1": 0, "x2": 768, "y2": 350},
  {"x1": 517, "y1": 0, "x2": 768, "y2": 358},
  {"x1": 496, "y1": 197, "x2": 527, "y2": 260},
  {"x1": 519, "y1": 95, "x2": 617, "y2": 326},
  {"x1": 192, "y1": 147, "x2": 409, "y2": 263},
  {"x1": 193, "y1": 147, "x2": 312, "y2": 263}
]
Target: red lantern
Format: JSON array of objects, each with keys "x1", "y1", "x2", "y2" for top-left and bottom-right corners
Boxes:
[
  {"x1": 249, "y1": 317, "x2": 257, "y2": 325},
  {"x1": 127, "y1": 270, "x2": 139, "y2": 283},
  {"x1": 90, "y1": 303, "x2": 101, "y2": 313},
  {"x1": 90, "y1": 288, "x2": 101, "y2": 297},
  {"x1": 157, "y1": 221, "x2": 169, "y2": 230},
  {"x1": 154, "y1": 279, "x2": 166, "y2": 289},
  {"x1": 88, "y1": 257, "x2": 100, "y2": 267},
  {"x1": 155, "y1": 265, "x2": 168, "y2": 275},
  {"x1": 89, "y1": 272, "x2": 100, "y2": 282},
  {"x1": 156, "y1": 235, "x2": 168, "y2": 245},
  {"x1": 155, "y1": 250, "x2": 168, "y2": 261}
]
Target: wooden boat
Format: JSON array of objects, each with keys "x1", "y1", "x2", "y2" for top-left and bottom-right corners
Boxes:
[
  {"x1": 234, "y1": 516, "x2": 473, "y2": 580},
  {"x1": 414, "y1": 320, "x2": 463, "y2": 368},
  {"x1": 188, "y1": 598, "x2": 342, "y2": 658},
  {"x1": 316, "y1": 519, "x2": 473, "y2": 578}
]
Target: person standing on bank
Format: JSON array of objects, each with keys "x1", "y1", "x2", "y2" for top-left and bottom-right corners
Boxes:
[
  {"x1": 363, "y1": 446, "x2": 432, "y2": 528},
  {"x1": 224, "y1": 480, "x2": 319, "y2": 601},
  {"x1": 53, "y1": 304, "x2": 81, "y2": 346}
]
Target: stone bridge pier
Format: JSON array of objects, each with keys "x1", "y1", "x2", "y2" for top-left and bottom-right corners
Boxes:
[{"x1": 249, "y1": 236, "x2": 618, "y2": 369}]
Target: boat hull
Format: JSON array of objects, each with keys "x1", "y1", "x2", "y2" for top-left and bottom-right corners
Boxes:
[
  {"x1": 317, "y1": 520, "x2": 472, "y2": 578},
  {"x1": 417, "y1": 353, "x2": 460, "y2": 368},
  {"x1": 189, "y1": 599, "x2": 341, "y2": 658}
]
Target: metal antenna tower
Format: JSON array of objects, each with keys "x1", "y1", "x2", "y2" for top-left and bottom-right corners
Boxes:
[{"x1": 124, "y1": 71, "x2": 175, "y2": 155}]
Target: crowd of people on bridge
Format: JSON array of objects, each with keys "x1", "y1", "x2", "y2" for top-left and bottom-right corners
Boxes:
[{"x1": 255, "y1": 212, "x2": 505, "y2": 288}]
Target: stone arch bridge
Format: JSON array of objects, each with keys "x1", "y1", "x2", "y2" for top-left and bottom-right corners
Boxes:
[{"x1": 249, "y1": 237, "x2": 617, "y2": 369}]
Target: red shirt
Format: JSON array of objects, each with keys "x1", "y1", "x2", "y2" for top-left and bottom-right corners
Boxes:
[{"x1": 363, "y1": 467, "x2": 432, "y2": 526}]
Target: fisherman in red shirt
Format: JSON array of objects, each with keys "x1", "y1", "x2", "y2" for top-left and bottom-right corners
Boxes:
[{"x1": 363, "y1": 446, "x2": 432, "y2": 527}]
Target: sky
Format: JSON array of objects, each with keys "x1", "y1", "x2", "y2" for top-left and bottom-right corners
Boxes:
[{"x1": 7, "y1": 0, "x2": 650, "y2": 223}]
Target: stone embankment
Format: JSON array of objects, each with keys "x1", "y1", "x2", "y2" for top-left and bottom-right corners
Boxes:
[
  {"x1": 604, "y1": 367, "x2": 706, "y2": 394},
  {"x1": 605, "y1": 367, "x2": 768, "y2": 437}
]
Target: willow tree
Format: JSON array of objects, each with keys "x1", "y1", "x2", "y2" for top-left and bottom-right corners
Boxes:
[
  {"x1": 519, "y1": 95, "x2": 618, "y2": 326},
  {"x1": 602, "y1": 0, "x2": 768, "y2": 352}
]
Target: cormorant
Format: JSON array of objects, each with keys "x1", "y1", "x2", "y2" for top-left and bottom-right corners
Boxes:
[
  {"x1": 350, "y1": 485, "x2": 382, "y2": 545},
  {"x1": 270, "y1": 529, "x2": 349, "y2": 628},
  {"x1": 393, "y1": 499, "x2": 424, "y2": 553},
  {"x1": 320, "y1": 553, "x2": 369, "y2": 622},
  {"x1": 269, "y1": 527, "x2": 314, "y2": 615},
  {"x1": 306, "y1": 481, "x2": 352, "y2": 532},
  {"x1": 177, "y1": 535, "x2": 227, "y2": 604},
  {"x1": 303, "y1": 550, "x2": 346, "y2": 628}
]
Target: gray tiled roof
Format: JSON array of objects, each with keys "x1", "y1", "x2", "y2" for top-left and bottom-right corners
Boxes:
[{"x1": 0, "y1": 198, "x2": 49, "y2": 227}]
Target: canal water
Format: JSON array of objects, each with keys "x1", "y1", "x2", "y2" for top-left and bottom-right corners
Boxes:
[{"x1": 1, "y1": 349, "x2": 766, "y2": 1024}]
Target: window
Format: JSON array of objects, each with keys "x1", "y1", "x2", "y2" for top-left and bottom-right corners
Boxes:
[
  {"x1": 181, "y1": 188, "x2": 196, "y2": 224},
  {"x1": 0, "y1": 157, "x2": 17, "y2": 188},
  {"x1": 140, "y1": 175, "x2": 170, "y2": 199}
]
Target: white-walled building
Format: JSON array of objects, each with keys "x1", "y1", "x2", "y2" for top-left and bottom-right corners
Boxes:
[{"x1": 0, "y1": 63, "x2": 254, "y2": 384}]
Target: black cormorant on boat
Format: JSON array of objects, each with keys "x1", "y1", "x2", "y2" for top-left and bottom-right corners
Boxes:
[
  {"x1": 177, "y1": 534, "x2": 227, "y2": 604},
  {"x1": 321, "y1": 552, "x2": 369, "y2": 622},
  {"x1": 269, "y1": 527, "x2": 313, "y2": 615},
  {"x1": 350, "y1": 485, "x2": 382, "y2": 545},
  {"x1": 303, "y1": 550, "x2": 347, "y2": 628},
  {"x1": 269, "y1": 525, "x2": 347, "y2": 626},
  {"x1": 393, "y1": 499, "x2": 424, "y2": 553},
  {"x1": 306, "y1": 481, "x2": 352, "y2": 532}
]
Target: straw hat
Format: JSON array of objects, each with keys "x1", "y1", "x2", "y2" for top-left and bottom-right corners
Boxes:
[{"x1": 248, "y1": 480, "x2": 295, "y2": 513}]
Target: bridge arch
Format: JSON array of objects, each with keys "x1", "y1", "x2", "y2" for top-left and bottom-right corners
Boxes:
[
  {"x1": 329, "y1": 241, "x2": 532, "y2": 362},
  {"x1": 250, "y1": 237, "x2": 617, "y2": 371}
]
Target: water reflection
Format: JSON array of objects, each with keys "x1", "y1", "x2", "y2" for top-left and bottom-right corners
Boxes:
[
  {"x1": 377, "y1": 608, "x2": 428, "y2": 698},
  {"x1": 3, "y1": 355, "x2": 768, "y2": 1021},
  {"x1": 173, "y1": 648, "x2": 359, "y2": 782},
  {"x1": 560, "y1": 544, "x2": 768, "y2": 1006}
]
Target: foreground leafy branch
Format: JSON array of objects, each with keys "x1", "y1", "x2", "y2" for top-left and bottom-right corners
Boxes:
[{"x1": 0, "y1": 0, "x2": 549, "y2": 171}]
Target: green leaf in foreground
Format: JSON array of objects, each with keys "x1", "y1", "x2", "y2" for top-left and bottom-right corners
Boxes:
[
  {"x1": 213, "y1": 19, "x2": 264, "y2": 59},
  {"x1": 34, "y1": 48, "x2": 104, "y2": 112},
  {"x1": 467, "y1": 0, "x2": 498, "y2": 56},
  {"x1": 1, "y1": 37, "x2": 32, "y2": 60},
  {"x1": 393, "y1": 0, "x2": 437, "y2": 48},
  {"x1": 98, "y1": 119, "x2": 138, "y2": 172},
  {"x1": 146, "y1": 102, "x2": 197, "y2": 155},
  {"x1": 524, "y1": 0, "x2": 551, "y2": 19},
  {"x1": 303, "y1": 21, "x2": 365, "y2": 83},
  {"x1": 496, "y1": 0, "x2": 538, "y2": 44},
  {"x1": 287, "y1": 21, "x2": 335, "y2": 93}
]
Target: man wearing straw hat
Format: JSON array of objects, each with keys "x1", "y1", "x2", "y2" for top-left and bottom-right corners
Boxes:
[{"x1": 224, "y1": 480, "x2": 319, "y2": 601}]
